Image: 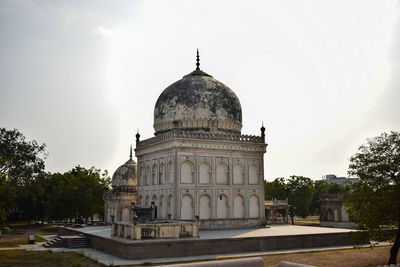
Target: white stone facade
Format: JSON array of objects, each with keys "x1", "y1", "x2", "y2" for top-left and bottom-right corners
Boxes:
[{"x1": 135, "y1": 130, "x2": 267, "y2": 229}]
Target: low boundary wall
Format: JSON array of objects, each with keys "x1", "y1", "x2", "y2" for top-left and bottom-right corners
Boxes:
[{"x1": 58, "y1": 227, "x2": 365, "y2": 260}]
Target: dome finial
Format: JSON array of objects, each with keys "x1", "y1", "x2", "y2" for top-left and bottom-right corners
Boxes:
[
  {"x1": 260, "y1": 122, "x2": 266, "y2": 142},
  {"x1": 129, "y1": 145, "x2": 133, "y2": 159},
  {"x1": 196, "y1": 48, "x2": 200, "y2": 70}
]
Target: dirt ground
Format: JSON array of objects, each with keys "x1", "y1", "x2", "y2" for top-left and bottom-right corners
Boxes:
[
  {"x1": 261, "y1": 246, "x2": 399, "y2": 267},
  {"x1": 0, "y1": 223, "x2": 59, "y2": 247}
]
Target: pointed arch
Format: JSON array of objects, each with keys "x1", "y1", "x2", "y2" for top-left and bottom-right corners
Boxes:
[
  {"x1": 249, "y1": 194, "x2": 260, "y2": 218},
  {"x1": 199, "y1": 162, "x2": 211, "y2": 184},
  {"x1": 216, "y1": 162, "x2": 228, "y2": 184},
  {"x1": 145, "y1": 166, "x2": 151, "y2": 185},
  {"x1": 199, "y1": 195, "x2": 211, "y2": 219},
  {"x1": 233, "y1": 163, "x2": 244, "y2": 184},
  {"x1": 167, "y1": 194, "x2": 174, "y2": 219},
  {"x1": 216, "y1": 194, "x2": 229, "y2": 219},
  {"x1": 152, "y1": 164, "x2": 157, "y2": 185},
  {"x1": 181, "y1": 194, "x2": 193, "y2": 220},
  {"x1": 233, "y1": 195, "x2": 245, "y2": 218},
  {"x1": 181, "y1": 160, "x2": 193, "y2": 184},
  {"x1": 167, "y1": 161, "x2": 174, "y2": 184},
  {"x1": 249, "y1": 163, "x2": 259, "y2": 184},
  {"x1": 159, "y1": 162, "x2": 165, "y2": 185}
]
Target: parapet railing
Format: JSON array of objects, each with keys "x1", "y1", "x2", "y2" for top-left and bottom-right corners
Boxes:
[
  {"x1": 319, "y1": 194, "x2": 342, "y2": 200},
  {"x1": 138, "y1": 129, "x2": 264, "y2": 147},
  {"x1": 265, "y1": 199, "x2": 289, "y2": 205}
]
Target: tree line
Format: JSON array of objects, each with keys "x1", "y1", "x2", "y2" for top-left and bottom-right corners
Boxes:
[
  {"x1": 264, "y1": 175, "x2": 342, "y2": 224},
  {"x1": 0, "y1": 127, "x2": 110, "y2": 226}
]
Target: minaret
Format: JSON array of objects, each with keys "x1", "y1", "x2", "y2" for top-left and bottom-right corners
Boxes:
[{"x1": 260, "y1": 122, "x2": 265, "y2": 142}]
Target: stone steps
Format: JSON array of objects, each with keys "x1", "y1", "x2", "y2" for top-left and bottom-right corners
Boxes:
[{"x1": 43, "y1": 235, "x2": 89, "y2": 248}]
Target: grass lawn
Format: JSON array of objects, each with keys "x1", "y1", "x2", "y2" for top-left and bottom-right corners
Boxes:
[
  {"x1": 0, "y1": 250, "x2": 104, "y2": 266},
  {"x1": 0, "y1": 235, "x2": 47, "y2": 248}
]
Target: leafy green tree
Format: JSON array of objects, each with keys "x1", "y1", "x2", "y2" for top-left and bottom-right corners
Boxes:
[
  {"x1": 0, "y1": 128, "x2": 47, "y2": 223},
  {"x1": 286, "y1": 175, "x2": 314, "y2": 224},
  {"x1": 343, "y1": 131, "x2": 400, "y2": 265},
  {"x1": 0, "y1": 128, "x2": 47, "y2": 186},
  {"x1": 46, "y1": 166, "x2": 110, "y2": 222},
  {"x1": 309, "y1": 180, "x2": 330, "y2": 215},
  {"x1": 0, "y1": 169, "x2": 16, "y2": 228},
  {"x1": 264, "y1": 177, "x2": 287, "y2": 200}
]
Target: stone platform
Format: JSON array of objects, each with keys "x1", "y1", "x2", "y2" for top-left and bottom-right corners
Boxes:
[{"x1": 57, "y1": 225, "x2": 363, "y2": 260}]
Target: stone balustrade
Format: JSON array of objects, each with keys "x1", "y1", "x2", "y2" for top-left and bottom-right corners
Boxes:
[
  {"x1": 138, "y1": 129, "x2": 264, "y2": 147},
  {"x1": 111, "y1": 220, "x2": 199, "y2": 240}
]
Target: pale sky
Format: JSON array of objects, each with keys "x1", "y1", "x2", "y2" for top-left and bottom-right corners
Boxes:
[{"x1": 1, "y1": 0, "x2": 399, "y2": 181}]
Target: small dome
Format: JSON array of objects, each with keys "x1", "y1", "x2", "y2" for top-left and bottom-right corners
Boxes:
[
  {"x1": 153, "y1": 53, "x2": 242, "y2": 135},
  {"x1": 111, "y1": 155, "x2": 137, "y2": 192}
]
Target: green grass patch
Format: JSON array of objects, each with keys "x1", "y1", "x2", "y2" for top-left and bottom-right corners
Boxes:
[
  {"x1": 0, "y1": 235, "x2": 47, "y2": 248},
  {"x1": 0, "y1": 250, "x2": 104, "y2": 266}
]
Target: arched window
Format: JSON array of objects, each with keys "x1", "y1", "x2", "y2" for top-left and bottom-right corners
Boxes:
[
  {"x1": 181, "y1": 195, "x2": 193, "y2": 220},
  {"x1": 138, "y1": 195, "x2": 143, "y2": 207},
  {"x1": 152, "y1": 164, "x2": 157, "y2": 185},
  {"x1": 249, "y1": 195, "x2": 260, "y2": 218},
  {"x1": 168, "y1": 161, "x2": 174, "y2": 184},
  {"x1": 145, "y1": 195, "x2": 150, "y2": 207},
  {"x1": 167, "y1": 195, "x2": 174, "y2": 219},
  {"x1": 181, "y1": 161, "x2": 193, "y2": 184},
  {"x1": 121, "y1": 208, "x2": 130, "y2": 222},
  {"x1": 233, "y1": 164, "x2": 244, "y2": 184},
  {"x1": 216, "y1": 162, "x2": 228, "y2": 184},
  {"x1": 138, "y1": 165, "x2": 143, "y2": 186},
  {"x1": 216, "y1": 194, "x2": 228, "y2": 219},
  {"x1": 160, "y1": 194, "x2": 167, "y2": 219},
  {"x1": 199, "y1": 195, "x2": 211, "y2": 219},
  {"x1": 145, "y1": 166, "x2": 150, "y2": 186},
  {"x1": 249, "y1": 164, "x2": 259, "y2": 184},
  {"x1": 233, "y1": 195, "x2": 245, "y2": 218},
  {"x1": 199, "y1": 162, "x2": 211, "y2": 184},
  {"x1": 159, "y1": 163, "x2": 165, "y2": 185}
]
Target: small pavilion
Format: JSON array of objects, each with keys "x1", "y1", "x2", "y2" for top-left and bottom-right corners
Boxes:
[{"x1": 264, "y1": 199, "x2": 291, "y2": 224}]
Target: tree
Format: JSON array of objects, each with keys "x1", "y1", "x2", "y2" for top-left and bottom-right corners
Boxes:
[
  {"x1": 286, "y1": 175, "x2": 314, "y2": 224},
  {"x1": 0, "y1": 128, "x2": 47, "y2": 222},
  {"x1": 343, "y1": 131, "x2": 400, "y2": 265},
  {"x1": 45, "y1": 166, "x2": 110, "y2": 223},
  {"x1": 309, "y1": 180, "x2": 330, "y2": 216},
  {"x1": 0, "y1": 128, "x2": 47, "y2": 186},
  {"x1": 0, "y1": 169, "x2": 16, "y2": 228},
  {"x1": 264, "y1": 177, "x2": 287, "y2": 200}
]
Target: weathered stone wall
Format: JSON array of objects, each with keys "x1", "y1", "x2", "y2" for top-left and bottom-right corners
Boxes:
[{"x1": 86, "y1": 231, "x2": 366, "y2": 260}]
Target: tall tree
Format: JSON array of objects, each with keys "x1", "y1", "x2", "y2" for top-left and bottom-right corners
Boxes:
[
  {"x1": 0, "y1": 128, "x2": 47, "y2": 186},
  {"x1": 264, "y1": 177, "x2": 287, "y2": 200},
  {"x1": 286, "y1": 175, "x2": 314, "y2": 224},
  {"x1": 343, "y1": 131, "x2": 400, "y2": 265},
  {"x1": 0, "y1": 128, "x2": 47, "y2": 222}
]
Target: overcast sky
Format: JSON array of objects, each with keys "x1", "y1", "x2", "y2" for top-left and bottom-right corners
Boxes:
[{"x1": 1, "y1": 0, "x2": 399, "y2": 181}]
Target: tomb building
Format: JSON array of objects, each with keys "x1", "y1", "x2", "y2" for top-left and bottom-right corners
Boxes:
[
  {"x1": 134, "y1": 51, "x2": 267, "y2": 229},
  {"x1": 104, "y1": 146, "x2": 137, "y2": 224}
]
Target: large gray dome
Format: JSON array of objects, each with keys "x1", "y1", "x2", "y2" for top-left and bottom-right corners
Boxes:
[
  {"x1": 111, "y1": 156, "x2": 137, "y2": 192},
  {"x1": 153, "y1": 68, "x2": 242, "y2": 135}
]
